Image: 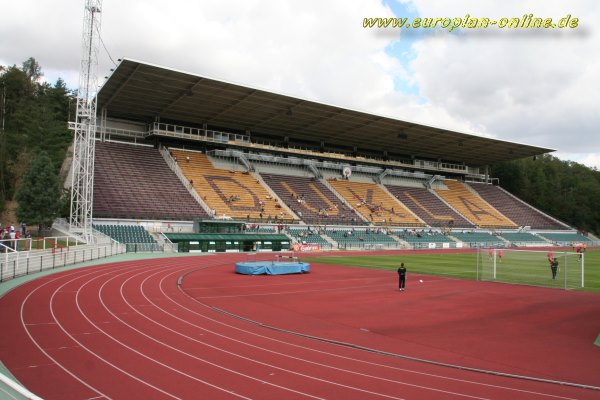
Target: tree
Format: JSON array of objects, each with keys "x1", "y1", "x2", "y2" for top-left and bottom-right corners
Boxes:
[
  {"x1": 15, "y1": 151, "x2": 63, "y2": 231},
  {"x1": 0, "y1": 58, "x2": 73, "y2": 217},
  {"x1": 491, "y1": 154, "x2": 600, "y2": 235},
  {"x1": 21, "y1": 57, "x2": 43, "y2": 85}
]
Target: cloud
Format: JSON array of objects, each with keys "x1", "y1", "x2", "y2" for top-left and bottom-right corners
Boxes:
[
  {"x1": 556, "y1": 152, "x2": 600, "y2": 170},
  {"x1": 402, "y1": 0, "x2": 600, "y2": 161},
  {"x1": 1, "y1": 0, "x2": 598, "y2": 168},
  {"x1": 99, "y1": 0, "x2": 401, "y2": 106}
]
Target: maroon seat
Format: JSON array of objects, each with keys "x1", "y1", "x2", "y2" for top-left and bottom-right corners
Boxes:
[
  {"x1": 93, "y1": 141, "x2": 209, "y2": 220},
  {"x1": 385, "y1": 185, "x2": 473, "y2": 228},
  {"x1": 468, "y1": 183, "x2": 568, "y2": 229},
  {"x1": 261, "y1": 174, "x2": 364, "y2": 225}
]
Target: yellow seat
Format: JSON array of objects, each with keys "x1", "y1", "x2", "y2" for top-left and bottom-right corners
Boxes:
[
  {"x1": 327, "y1": 179, "x2": 423, "y2": 226},
  {"x1": 434, "y1": 180, "x2": 516, "y2": 228},
  {"x1": 171, "y1": 150, "x2": 294, "y2": 221}
]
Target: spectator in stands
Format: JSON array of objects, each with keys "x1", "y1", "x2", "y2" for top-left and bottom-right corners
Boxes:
[
  {"x1": 397, "y1": 263, "x2": 407, "y2": 291},
  {"x1": 550, "y1": 258, "x2": 559, "y2": 280},
  {"x1": 8, "y1": 227, "x2": 16, "y2": 250}
]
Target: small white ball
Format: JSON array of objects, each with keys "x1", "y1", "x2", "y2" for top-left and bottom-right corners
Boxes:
[{"x1": 419, "y1": 279, "x2": 423, "y2": 283}]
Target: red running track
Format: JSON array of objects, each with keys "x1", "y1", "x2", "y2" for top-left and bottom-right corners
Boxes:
[{"x1": 0, "y1": 253, "x2": 599, "y2": 400}]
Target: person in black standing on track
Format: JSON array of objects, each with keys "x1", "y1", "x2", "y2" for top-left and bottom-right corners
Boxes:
[
  {"x1": 397, "y1": 263, "x2": 407, "y2": 291},
  {"x1": 550, "y1": 257, "x2": 559, "y2": 280}
]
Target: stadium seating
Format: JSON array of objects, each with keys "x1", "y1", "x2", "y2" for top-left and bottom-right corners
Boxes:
[
  {"x1": 327, "y1": 179, "x2": 424, "y2": 226},
  {"x1": 536, "y1": 232, "x2": 593, "y2": 245},
  {"x1": 170, "y1": 150, "x2": 294, "y2": 222},
  {"x1": 397, "y1": 230, "x2": 456, "y2": 247},
  {"x1": 93, "y1": 142, "x2": 209, "y2": 220},
  {"x1": 93, "y1": 224, "x2": 162, "y2": 252},
  {"x1": 497, "y1": 232, "x2": 547, "y2": 244},
  {"x1": 468, "y1": 183, "x2": 567, "y2": 229},
  {"x1": 287, "y1": 228, "x2": 332, "y2": 247},
  {"x1": 261, "y1": 174, "x2": 364, "y2": 225},
  {"x1": 385, "y1": 185, "x2": 473, "y2": 228},
  {"x1": 325, "y1": 228, "x2": 398, "y2": 248},
  {"x1": 434, "y1": 180, "x2": 517, "y2": 229},
  {"x1": 450, "y1": 231, "x2": 506, "y2": 247},
  {"x1": 245, "y1": 225, "x2": 277, "y2": 233}
]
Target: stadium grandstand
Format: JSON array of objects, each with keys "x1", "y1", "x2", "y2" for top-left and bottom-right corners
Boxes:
[{"x1": 56, "y1": 58, "x2": 596, "y2": 252}]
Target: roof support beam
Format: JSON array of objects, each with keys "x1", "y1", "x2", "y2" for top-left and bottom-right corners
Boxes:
[
  {"x1": 103, "y1": 63, "x2": 141, "y2": 108},
  {"x1": 206, "y1": 89, "x2": 258, "y2": 121},
  {"x1": 157, "y1": 77, "x2": 206, "y2": 115}
]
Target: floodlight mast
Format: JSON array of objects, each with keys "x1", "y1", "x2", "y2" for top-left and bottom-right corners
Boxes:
[{"x1": 69, "y1": 0, "x2": 102, "y2": 242}]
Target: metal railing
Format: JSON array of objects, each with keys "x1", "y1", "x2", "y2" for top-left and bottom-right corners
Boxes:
[
  {"x1": 0, "y1": 241, "x2": 126, "y2": 282},
  {"x1": 148, "y1": 122, "x2": 251, "y2": 144},
  {"x1": 0, "y1": 235, "x2": 86, "y2": 253},
  {"x1": 124, "y1": 243, "x2": 165, "y2": 253},
  {"x1": 336, "y1": 241, "x2": 403, "y2": 250}
]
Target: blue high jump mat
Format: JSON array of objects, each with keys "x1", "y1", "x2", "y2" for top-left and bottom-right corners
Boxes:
[{"x1": 235, "y1": 261, "x2": 310, "y2": 275}]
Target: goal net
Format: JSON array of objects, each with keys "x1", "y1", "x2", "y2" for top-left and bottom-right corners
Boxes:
[{"x1": 477, "y1": 248, "x2": 584, "y2": 289}]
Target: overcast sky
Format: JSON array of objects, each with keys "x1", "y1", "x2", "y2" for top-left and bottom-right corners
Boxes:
[{"x1": 1, "y1": 0, "x2": 599, "y2": 168}]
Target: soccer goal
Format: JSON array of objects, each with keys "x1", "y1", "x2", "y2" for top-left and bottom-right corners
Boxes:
[{"x1": 477, "y1": 248, "x2": 584, "y2": 290}]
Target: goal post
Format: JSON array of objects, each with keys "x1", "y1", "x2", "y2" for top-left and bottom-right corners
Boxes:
[{"x1": 477, "y1": 248, "x2": 584, "y2": 290}]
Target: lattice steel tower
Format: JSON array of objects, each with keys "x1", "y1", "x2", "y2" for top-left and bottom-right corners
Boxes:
[{"x1": 70, "y1": 0, "x2": 102, "y2": 240}]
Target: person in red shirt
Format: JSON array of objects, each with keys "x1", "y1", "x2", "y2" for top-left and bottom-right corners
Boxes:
[{"x1": 547, "y1": 250, "x2": 554, "y2": 267}]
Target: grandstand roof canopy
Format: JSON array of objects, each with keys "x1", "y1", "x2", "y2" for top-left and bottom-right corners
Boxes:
[{"x1": 98, "y1": 59, "x2": 553, "y2": 167}]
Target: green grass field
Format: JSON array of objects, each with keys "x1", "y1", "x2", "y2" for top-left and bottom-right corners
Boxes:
[{"x1": 303, "y1": 248, "x2": 600, "y2": 293}]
